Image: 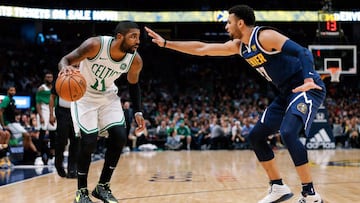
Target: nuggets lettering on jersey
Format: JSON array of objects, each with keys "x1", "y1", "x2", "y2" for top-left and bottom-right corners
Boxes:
[
  {"x1": 245, "y1": 53, "x2": 267, "y2": 67},
  {"x1": 240, "y1": 26, "x2": 306, "y2": 88}
]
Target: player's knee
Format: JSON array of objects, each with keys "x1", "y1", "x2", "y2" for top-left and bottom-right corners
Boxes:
[
  {"x1": 247, "y1": 128, "x2": 266, "y2": 150},
  {"x1": 280, "y1": 125, "x2": 308, "y2": 166},
  {"x1": 280, "y1": 123, "x2": 302, "y2": 147},
  {"x1": 80, "y1": 132, "x2": 98, "y2": 154},
  {"x1": 108, "y1": 126, "x2": 127, "y2": 148}
]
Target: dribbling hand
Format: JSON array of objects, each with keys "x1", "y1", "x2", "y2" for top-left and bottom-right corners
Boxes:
[
  {"x1": 59, "y1": 65, "x2": 79, "y2": 76},
  {"x1": 134, "y1": 113, "x2": 146, "y2": 136}
]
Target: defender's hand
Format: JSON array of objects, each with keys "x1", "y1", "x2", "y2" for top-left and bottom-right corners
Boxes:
[
  {"x1": 145, "y1": 26, "x2": 167, "y2": 47},
  {"x1": 292, "y1": 79, "x2": 322, "y2": 93}
]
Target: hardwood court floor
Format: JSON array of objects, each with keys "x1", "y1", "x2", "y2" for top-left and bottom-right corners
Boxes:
[{"x1": 0, "y1": 149, "x2": 359, "y2": 203}]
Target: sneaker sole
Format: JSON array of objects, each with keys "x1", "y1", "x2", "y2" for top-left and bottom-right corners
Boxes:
[
  {"x1": 91, "y1": 191, "x2": 102, "y2": 200},
  {"x1": 91, "y1": 191, "x2": 118, "y2": 203},
  {"x1": 272, "y1": 192, "x2": 294, "y2": 203}
]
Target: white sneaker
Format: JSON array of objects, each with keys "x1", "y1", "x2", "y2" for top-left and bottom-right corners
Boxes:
[
  {"x1": 48, "y1": 157, "x2": 55, "y2": 165},
  {"x1": 258, "y1": 184, "x2": 293, "y2": 203},
  {"x1": 34, "y1": 157, "x2": 44, "y2": 166},
  {"x1": 298, "y1": 192, "x2": 323, "y2": 203}
]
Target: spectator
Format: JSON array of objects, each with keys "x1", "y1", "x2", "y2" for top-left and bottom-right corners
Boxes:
[
  {"x1": 231, "y1": 120, "x2": 248, "y2": 149},
  {"x1": 332, "y1": 117, "x2": 346, "y2": 148},
  {"x1": 164, "y1": 127, "x2": 183, "y2": 150},
  {"x1": 20, "y1": 113, "x2": 42, "y2": 164},
  {"x1": 0, "y1": 124, "x2": 11, "y2": 168},
  {"x1": 241, "y1": 117, "x2": 254, "y2": 140},
  {"x1": 197, "y1": 120, "x2": 212, "y2": 150},
  {"x1": 0, "y1": 86, "x2": 42, "y2": 165},
  {"x1": 155, "y1": 120, "x2": 169, "y2": 141},
  {"x1": 210, "y1": 117, "x2": 231, "y2": 149},
  {"x1": 347, "y1": 117, "x2": 360, "y2": 148},
  {"x1": 175, "y1": 119, "x2": 192, "y2": 150},
  {"x1": 189, "y1": 119, "x2": 201, "y2": 150}
]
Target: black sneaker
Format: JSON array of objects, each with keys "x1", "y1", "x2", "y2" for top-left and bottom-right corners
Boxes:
[
  {"x1": 92, "y1": 183, "x2": 118, "y2": 203},
  {"x1": 74, "y1": 188, "x2": 93, "y2": 203},
  {"x1": 67, "y1": 171, "x2": 77, "y2": 179},
  {"x1": 56, "y1": 167, "x2": 67, "y2": 178}
]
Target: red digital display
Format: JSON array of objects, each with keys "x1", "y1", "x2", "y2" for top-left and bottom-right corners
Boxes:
[{"x1": 326, "y1": 20, "x2": 338, "y2": 32}]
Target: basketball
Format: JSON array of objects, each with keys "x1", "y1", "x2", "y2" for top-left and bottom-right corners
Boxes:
[{"x1": 55, "y1": 70, "x2": 86, "y2": 101}]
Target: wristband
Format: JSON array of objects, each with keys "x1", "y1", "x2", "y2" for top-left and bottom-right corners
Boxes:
[
  {"x1": 134, "y1": 112, "x2": 143, "y2": 117},
  {"x1": 163, "y1": 40, "x2": 167, "y2": 48}
]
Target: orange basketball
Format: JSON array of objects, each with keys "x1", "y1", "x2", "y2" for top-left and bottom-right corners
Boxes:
[{"x1": 55, "y1": 71, "x2": 86, "y2": 101}]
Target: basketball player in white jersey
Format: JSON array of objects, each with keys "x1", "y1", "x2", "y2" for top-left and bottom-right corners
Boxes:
[
  {"x1": 36, "y1": 72, "x2": 56, "y2": 165},
  {"x1": 58, "y1": 21, "x2": 146, "y2": 203}
]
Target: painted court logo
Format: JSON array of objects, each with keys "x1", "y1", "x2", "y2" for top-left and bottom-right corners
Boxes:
[{"x1": 306, "y1": 128, "x2": 335, "y2": 149}]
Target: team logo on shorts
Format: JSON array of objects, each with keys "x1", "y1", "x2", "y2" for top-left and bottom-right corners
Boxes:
[{"x1": 297, "y1": 103, "x2": 308, "y2": 114}]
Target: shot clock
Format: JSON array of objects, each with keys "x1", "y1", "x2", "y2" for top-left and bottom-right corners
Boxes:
[{"x1": 317, "y1": 11, "x2": 342, "y2": 37}]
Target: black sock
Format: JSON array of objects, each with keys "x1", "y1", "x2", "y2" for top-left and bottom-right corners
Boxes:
[
  {"x1": 0, "y1": 149, "x2": 7, "y2": 158},
  {"x1": 270, "y1": 179, "x2": 283, "y2": 185},
  {"x1": 78, "y1": 172, "x2": 88, "y2": 189},
  {"x1": 302, "y1": 182, "x2": 315, "y2": 195},
  {"x1": 99, "y1": 166, "x2": 115, "y2": 184}
]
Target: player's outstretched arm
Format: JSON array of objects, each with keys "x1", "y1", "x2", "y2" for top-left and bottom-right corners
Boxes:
[{"x1": 145, "y1": 26, "x2": 240, "y2": 56}]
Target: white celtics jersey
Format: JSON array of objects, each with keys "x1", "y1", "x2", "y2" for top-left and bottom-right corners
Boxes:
[{"x1": 80, "y1": 36, "x2": 136, "y2": 93}]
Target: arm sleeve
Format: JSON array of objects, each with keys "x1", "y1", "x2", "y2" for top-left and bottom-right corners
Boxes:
[
  {"x1": 281, "y1": 39, "x2": 315, "y2": 79},
  {"x1": 128, "y1": 83, "x2": 142, "y2": 113}
]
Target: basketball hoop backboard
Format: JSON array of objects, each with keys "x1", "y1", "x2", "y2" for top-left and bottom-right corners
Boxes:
[{"x1": 308, "y1": 45, "x2": 357, "y2": 75}]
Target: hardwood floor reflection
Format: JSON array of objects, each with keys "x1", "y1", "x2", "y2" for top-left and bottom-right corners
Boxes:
[{"x1": 0, "y1": 149, "x2": 359, "y2": 203}]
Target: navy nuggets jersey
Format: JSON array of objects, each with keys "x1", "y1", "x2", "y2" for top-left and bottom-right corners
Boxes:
[
  {"x1": 240, "y1": 26, "x2": 320, "y2": 92},
  {"x1": 240, "y1": 26, "x2": 326, "y2": 136}
]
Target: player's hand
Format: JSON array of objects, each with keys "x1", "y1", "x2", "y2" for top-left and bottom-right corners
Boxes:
[
  {"x1": 59, "y1": 66, "x2": 79, "y2": 76},
  {"x1": 144, "y1": 26, "x2": 167, "y2": 47},
  {"x1": 49, "y1": 114, "x2": 56, "y2": 126},
  {"x1": 292, "y1": 78, "x2": 322, "y2": 93},
  {"x1": 39, "y1": 116, "x2": 45, "y2": 125},
  {"x1": 134, "y1": 113, "x2": 146, "y2": 136}
]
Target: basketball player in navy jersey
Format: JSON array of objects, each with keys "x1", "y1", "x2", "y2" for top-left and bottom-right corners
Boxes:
[
  {"x1": 58, "y1": 21, "x2": 146, "y2": 203},
  {"x1": 145, "y1": 5, "x2": 325, "y2": 203}
]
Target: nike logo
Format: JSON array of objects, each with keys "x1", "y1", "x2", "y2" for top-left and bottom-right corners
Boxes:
[
  {"x1": 75, "y1": 194, "x2": 80, "y2": 202},
  {"x1": 309, "y1": 72, "x2": 314, "y2": 75}
]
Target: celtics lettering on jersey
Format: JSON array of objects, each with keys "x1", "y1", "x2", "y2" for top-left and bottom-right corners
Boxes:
[
  {"x1": 80, "y1": 36, "x2": 135, "y2": 92},
  {"x1": 90, "y1": 63, "x2": 125, "y2": 91}
]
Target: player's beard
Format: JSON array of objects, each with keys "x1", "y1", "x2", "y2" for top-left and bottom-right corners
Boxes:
[
  {"x1": 45, "y1": 80, "x2": 52, "y2": 85},
  {"x1": 9, "y1": 93, "x2": 15, "y2": 97},
  {"x1": 120, "y1": 42, "x2": 137, "y2": 54},
  {"x1": 229, "y1": 27, "x2": 242, "y2": 40}
]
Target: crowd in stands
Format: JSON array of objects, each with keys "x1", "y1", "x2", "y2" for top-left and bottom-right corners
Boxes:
[{"x1": 0, "y1": 37, "x2": 359, "y2": 168}]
